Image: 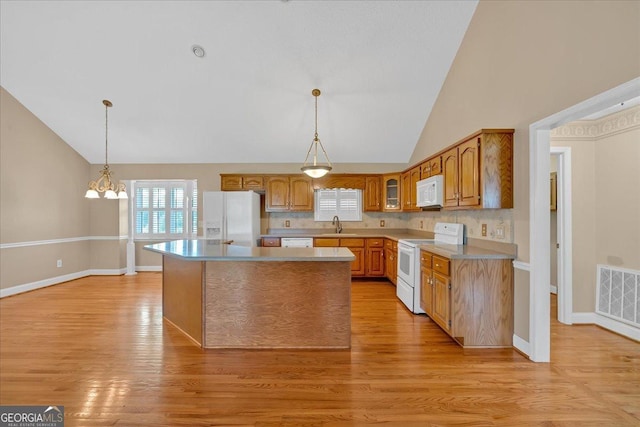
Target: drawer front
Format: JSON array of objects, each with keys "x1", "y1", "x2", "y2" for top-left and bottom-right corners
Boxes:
[
  {"x1": 340, "y1": 238, "x2": 365, "y2": 248},
  {"x1": 433, "y1": 255, "x2": 450, "y2": 275},
  {"x1": 314, "y1": 238, "x2": 339, "y2": 247},
  {"x1": 385, "y1": 239, "x2": 393, "y2": 249},
  {"x1": 420, "y1": 250, "x2": 433, "y2": 268},
  {"x1": 367, "y1": 238, "x2": 384, "y2": 248},
  {"x1": 261, "y1": 237, "x2": 281, "y2": 247}
]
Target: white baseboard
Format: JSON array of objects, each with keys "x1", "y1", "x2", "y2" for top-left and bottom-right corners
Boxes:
[
  {"x1": 89, "y1": 268, "x2": 127, "y2": 276},
  {"x1": 573, "y1": 312, "x2": 639, "y2": 342},
  {"x1": 512, "y1": 334, "x2": 530, "y2": 357},
  {"x1": 136, "y1": 266, "x2": 162, "y2": 272},
  {"x1": 549, "y1": 285, "x2": 557, "y2": 294},
  {"x1": 1, "y1": 270, "x2": 91, "y2": 298},
  {"x1": 1, "y1": 268, "x2": 127, "y2": 298}
]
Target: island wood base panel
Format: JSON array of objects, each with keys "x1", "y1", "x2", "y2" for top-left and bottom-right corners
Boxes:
[{"x1": 204, "y1": 260, "x2": 351, "y2": 349}]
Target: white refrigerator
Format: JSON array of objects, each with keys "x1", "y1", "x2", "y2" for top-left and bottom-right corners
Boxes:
[{"x1": 202, "y1": 191, "x2": 260, "y2": 246}]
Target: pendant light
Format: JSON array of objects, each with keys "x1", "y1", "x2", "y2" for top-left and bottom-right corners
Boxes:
[
  {"x1": 301, "y1": 89, "x2": 332, "y2": 178},
  {"x1": 85, "y1": 100, "x2": 128, "y2": 199}
]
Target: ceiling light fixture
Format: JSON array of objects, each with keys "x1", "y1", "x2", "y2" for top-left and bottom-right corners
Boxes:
[
  {"x1": 301, "y1": 89, "x2": 332, "y2": 178},
  {"x1": 85, "y1": 100, "x2": 127, "y2": 200}
]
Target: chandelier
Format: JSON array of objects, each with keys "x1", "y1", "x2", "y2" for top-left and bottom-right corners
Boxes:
[
  {"x1": 85, "y1": 100, "x2": 127, "y2": 199},
  {"x1": 301, "y1": 89, "x2": 332, "y2": 178}
]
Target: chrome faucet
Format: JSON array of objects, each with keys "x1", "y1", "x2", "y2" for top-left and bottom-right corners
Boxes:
[{"x1": 332, "y1": 215, "x2": 342, "y2": 234}]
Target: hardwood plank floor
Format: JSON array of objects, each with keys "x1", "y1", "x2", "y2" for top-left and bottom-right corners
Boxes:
[{"x1": 1, "y1": 273, "x2": 638, "y2": 426}]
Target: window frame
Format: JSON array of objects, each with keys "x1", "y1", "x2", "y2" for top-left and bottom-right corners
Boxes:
[
  {"x1": 314, "y1": 188, "x2": 363, "y2": 222},
  {"x1": 132, "y1": 180, "x2": 198, "y2": 240}
]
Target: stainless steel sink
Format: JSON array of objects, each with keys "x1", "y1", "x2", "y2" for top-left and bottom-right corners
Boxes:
[{"x1": 319, "y1": 233, "x2": 358, "y2": 236}]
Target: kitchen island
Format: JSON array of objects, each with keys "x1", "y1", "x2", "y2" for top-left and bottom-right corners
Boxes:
[{"x1": 144, "y1": 240, "x2": 355, "y2": 349}]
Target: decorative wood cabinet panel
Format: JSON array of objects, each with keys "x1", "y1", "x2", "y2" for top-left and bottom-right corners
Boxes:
[
  {"x1": 261, "y1": 237, "x2": 281, "y2": 247},
  {"x1": 421, "y1": 156, "x2": 442, "y2": 179},
  {"x1": 384, "y1": 239, "x2": 398, "y2": 285},
  {"x1": 382, "y1": 174, "x2": 401, "y2": 212},
  {"x1": 442, "y1": 129, "x2": 513, "y2": 209},
  {"x1": 420, "y1": 249, "x2": 514, "y2": 348},
  {"x1": 289, "y1": 177, "x2": 314, "y2": 211},
  {"x1": 400, "y1": 166, "x2": 421, "y2": 212},
  {"x1": 364, "y1": 176, "x2": 382, "y2": 212},
  {"x1": 221, "y1": 175, "x2": 265, "y2": 191},
  {"x1": 265, "y1": 176, "x2": 313, "y2": 212},
  {"x1": 365, "y1": 238, "x2": 385, "y2": 276}
]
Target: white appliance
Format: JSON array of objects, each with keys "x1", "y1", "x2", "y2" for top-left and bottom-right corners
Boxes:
[
  {"x1": 416, "y1": 175, "x2": 444, "y2": 208},
  {"x1": 202, "y1": 191, "x2": 260, "y2": 246},
  {"x1": 281, "y1": 237, "x2": 313, "y2": 248},
  {"x1": 396, "y1": 222, "x2": 464, "y2": 314}
]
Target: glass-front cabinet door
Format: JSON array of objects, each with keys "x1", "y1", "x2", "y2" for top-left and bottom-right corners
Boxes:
[{"x1": 382, "y1": 173, "x2": 401, "y2": 212}]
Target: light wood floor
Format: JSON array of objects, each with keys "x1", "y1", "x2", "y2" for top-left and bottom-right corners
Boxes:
[{"x1": 1, "y1": 273, "x2": 638, "y2": 426}]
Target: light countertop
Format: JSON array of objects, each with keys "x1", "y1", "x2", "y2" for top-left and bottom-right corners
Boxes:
[
  {"x1": 417, "y1": 242, "x2": 515, "y2": 260},
  {"x1": 144, "y1": 239, "x2": 355, "y2": 262}
]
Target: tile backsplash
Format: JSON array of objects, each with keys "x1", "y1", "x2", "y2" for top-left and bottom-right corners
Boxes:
[{"x1": 268, "y1": 209, "x2": 513, "y2": 243}]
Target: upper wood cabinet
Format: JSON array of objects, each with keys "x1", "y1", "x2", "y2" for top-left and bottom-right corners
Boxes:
[
  {"x1": 382, "y1": 174, "x2": 401, "y2": 212},
  {"x1": 442, "y1": 129, "x2": 513, "y2": 209},
  {"x1": 221, "y1": 175, "x2": 264, "y2": 191},
  {"x1": 401, "y1": 166, "x2": 421, "y2": 212},
  {"x1": 364, "y1": 176, "x2": 382, "y2": 212},
  {"x1": 265, "y1": 176, "x2": 313, "y2": 212},
  {"x1": 421, "y1": 156, "x2": 442, "y2": 179}
]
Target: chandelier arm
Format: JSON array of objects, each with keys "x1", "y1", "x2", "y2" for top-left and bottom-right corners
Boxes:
[{"x1": 302, "y1": 139, "x2": 316, "y2": 166}]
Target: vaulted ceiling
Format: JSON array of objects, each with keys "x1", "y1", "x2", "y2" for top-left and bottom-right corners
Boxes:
[{"x1": 0, "y1": 1, "x2": 478, "y2": 165}]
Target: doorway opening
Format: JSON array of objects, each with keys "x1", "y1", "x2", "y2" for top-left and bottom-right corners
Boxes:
[{"x1": 528, "y1": 77, "x2": 640, "y2": 362}]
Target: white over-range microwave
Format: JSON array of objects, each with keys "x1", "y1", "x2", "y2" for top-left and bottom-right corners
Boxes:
[{"x1": 416, "y1": 174, "x2": 444, "y2": 208}]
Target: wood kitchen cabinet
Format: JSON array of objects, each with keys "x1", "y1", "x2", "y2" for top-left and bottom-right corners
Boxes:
[
  {"x1": 365, "y1": 238, "x2": 385, "y2": 277},
  {"x1": 340, "y1": 238, "x2": 365, "y2": 277},
  {"x1": 442, "y1": 129, "x2": 514, "y2": 209},
  {"x1": 314, "y1": 237, "x2": 365, "y2": 277},
  {"x1": 261, "y1": 237, "x2": 281, "y2": 247},
  {"x1": 419, "y1": 249, "x2": 514, "y2": 348},
  {"x1": 221, "y1": 174, "x2": 264, "y2": 191},
  {"x1": 421, "y1": 156, "x2": 442, "y2": 179},
  {"x1": 364, "y1": 176, "x2": 382, "y2": 212},
  {"x1": 384, "y1": 239, "x2": 398, "y2": 285},
  {"x1": 400, "y1": 166, "x2": 421, "y2": 212},
  {"x1": 265, "y1": 176, "x2": 313, "y2": 212},
  {"x1": 382, "y1": 174, "x2": 401, "y2": 212}
]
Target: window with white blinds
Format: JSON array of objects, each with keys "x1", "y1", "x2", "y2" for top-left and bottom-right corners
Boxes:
[
  {"x1": 314, "y1": 189, "x2": 362, "y2": 222},
  {"x1": 133, "y1": 180, "x2": 197, "y2": 239}
]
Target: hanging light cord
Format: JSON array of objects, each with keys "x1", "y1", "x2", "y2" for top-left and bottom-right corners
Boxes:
[{"x1": 104, "y1": 102, "x2": 109, "y2": 167}]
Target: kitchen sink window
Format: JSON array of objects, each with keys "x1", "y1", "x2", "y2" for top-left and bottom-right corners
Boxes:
[
  {"x1": 314, "y1": 188, "x2": 362, "y2": 222},
  {"x1": 133, "y1": 180, "x2": 198, "y2": 239}
]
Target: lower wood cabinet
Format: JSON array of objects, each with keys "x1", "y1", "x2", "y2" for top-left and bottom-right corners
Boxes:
[
  {"x1": 365, "y1": 238, "x2": 385, "y2": 276},
  {"x1": 384, "y1": 239, "x2": 398, "y2": 285},
  {"x1": 314, "y1": 237, "x2": 387, "y2": 278},
  {"x1": 261, "y1": 237, "x2": 281, "y2": 247},
  {"x1": 341, "y1": 238, "x2": 365, "y2": 276},
  {"x1": 420, "y1": 249, "x2": 513, "y2": 348}
]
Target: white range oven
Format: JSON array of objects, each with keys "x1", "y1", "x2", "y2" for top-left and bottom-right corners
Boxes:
[{"x1": 396, "y1": 222, "x2": 464, "y2": 314}]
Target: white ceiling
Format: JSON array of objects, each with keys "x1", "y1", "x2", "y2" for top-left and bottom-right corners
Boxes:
[{"x1": 0, "y1": 1, "x2": 478, "y2": 165}]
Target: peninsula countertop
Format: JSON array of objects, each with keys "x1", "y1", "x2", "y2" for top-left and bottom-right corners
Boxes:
[{"x1": 144, "y1": 239, "x2": 355, "y2": 262}]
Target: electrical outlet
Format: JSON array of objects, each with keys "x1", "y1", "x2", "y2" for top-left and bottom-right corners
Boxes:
[
  {"x1": 56, "y1": 259, "x2": 63, "y2": 268},
  {"x1": 496, "y1": 225, "x2": 505, "y2": 239},
  {"x1": 419, "y1": 220, "x2": 424, "y2": 229},
  {"x1": 481, "y1": 224, "x2": 487, "y2": 236},
  {"x1": 379, "y1": 220, "x2": 385, "y2": 227},
  {"x1": 285, "y1": 220, "x2": 290, "y2": 228}
]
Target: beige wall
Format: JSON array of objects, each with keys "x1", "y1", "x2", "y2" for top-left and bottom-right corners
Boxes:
[
  {"x1": 409, "y1": 0, "x2": 640, "y2": 340},
  {"x1": 0, "y1": 87, "x2": 92, "y2": 289},
  {"x1": 595, "y1": 127, "x2": 640, "y2": 270},
  {"x1": 551, "y1": 106, "x2": 640, "y2": 313}
]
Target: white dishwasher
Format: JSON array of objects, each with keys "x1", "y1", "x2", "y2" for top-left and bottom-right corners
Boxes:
[{"x1": 280, "y1": 237, "x2": 314, "y2": 248}]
